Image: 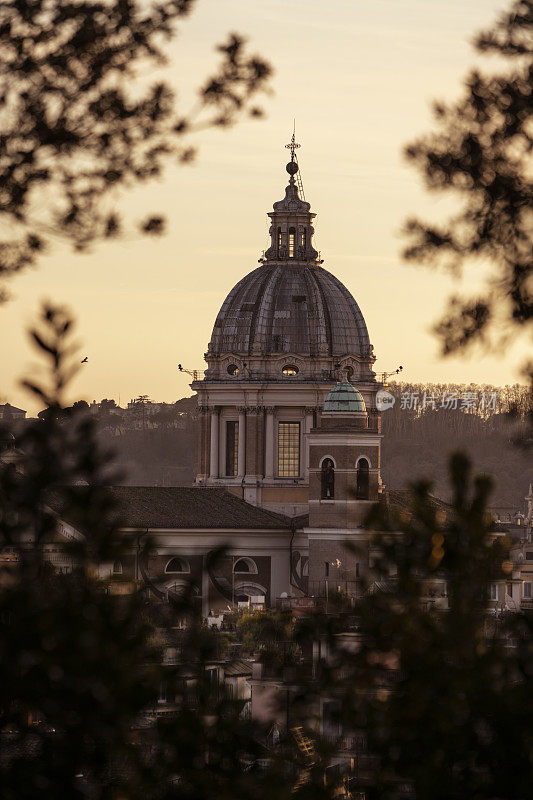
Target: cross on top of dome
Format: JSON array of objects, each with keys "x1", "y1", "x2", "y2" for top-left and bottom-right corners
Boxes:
[
  {"x1": 285, "y1": 126, "x2": 300, "y2": 159},
  {"x1": 284, "y1": 126, "x2": 301, "y2": 179}
]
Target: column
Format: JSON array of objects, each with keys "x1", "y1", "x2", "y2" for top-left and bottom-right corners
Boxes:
[
  {"x1": 303, "y1": 407, "x2": 315, "y2": 479},
  {"x1": 245, "y1": 409, "x2": 259, "y2": 478},
  {"x1": 219, "y1": 415, "x2": 227, "y2": 477},
  {"x1": 264, "y1": 407, "x2": 275, "y2": 480},
  {"x1": 197, "y1": 407, "x2": 207, "y2": 477},
  {"x1": 237, "y1": 407, "x2": 246, "y2": 478},
  {"x1": 209, "y1": 407, "x2": 220, "y2": 479}
]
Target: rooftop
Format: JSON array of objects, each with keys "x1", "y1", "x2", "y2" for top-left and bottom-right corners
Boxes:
[
  {"x1": 48, "y1": 486, "x2": 292, "y2": 531},
  {"x1": 324, "y1": 381, "x2": 366, "y2": 412}
]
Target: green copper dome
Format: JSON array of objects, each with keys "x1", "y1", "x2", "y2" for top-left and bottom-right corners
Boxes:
[{"x1": 324, "y1": 382, "x2": 366, "y2": 412}]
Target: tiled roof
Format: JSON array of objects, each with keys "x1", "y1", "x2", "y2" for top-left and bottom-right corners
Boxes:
[
  {"x1": 0, "y1": 403, "x2": 26, "y2": 414},
  {"x1": 384, "y1": 489, "x2": 450, "y2": 516},
  {"x1": 223, "y1": 659, "x2": 253, "y2": 677},
  {"x1": 49, "y1": 486, "x2": 292, "y2": 531}
]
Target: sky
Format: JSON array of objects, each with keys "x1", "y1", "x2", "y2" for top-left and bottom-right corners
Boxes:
[{"x1": 1, "y1": 0, "x2": 526, "y2": 414}]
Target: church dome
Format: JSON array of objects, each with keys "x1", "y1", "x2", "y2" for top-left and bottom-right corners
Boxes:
[
  {"x1": 205, "y1": 137, "x2": 375, "y2": 381},
  {"x1": 208, "y1": 263, "x2": 371, "y2": 358},
  {"x1": 324, "y1": 381, "x2": 366, "y2": 412}
]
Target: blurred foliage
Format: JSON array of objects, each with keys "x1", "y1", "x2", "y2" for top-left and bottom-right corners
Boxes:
[
  {"x1": 237, "y1": 610, "x2": 294, "y2": 654},
  {"x1": 237, "y1": 611, "x2": 302, "y2": 674},
  {"x1": 1, "y1": 306, "x2": 532, "y2": 799},
  {"x1": 0, "y1": 0, "x2": 272, "y2": 297},
  {"x1": 0, "y1": 303, "x2": 298, "y2": 800},
  {"x1": 403, "y1": 0, "x2": 532, "y2": 362},
  {"x1": 0, "y1": 304, "x2": 161, "y2": 798},
  {"x1": 302, "y1": 454, "x2": 533, "y2": 799}
]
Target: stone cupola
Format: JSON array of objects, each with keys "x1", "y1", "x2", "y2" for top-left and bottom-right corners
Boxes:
[{"x1": 263, "y1": 143, "x2": 319, "y2": 264}]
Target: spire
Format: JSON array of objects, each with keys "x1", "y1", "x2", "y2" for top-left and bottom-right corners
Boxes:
[{"x1": 263, "y1": 132, "x2": 319, "y2": 264}]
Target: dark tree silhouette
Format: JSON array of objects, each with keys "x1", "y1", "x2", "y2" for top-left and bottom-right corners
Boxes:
[
  {"x1": 403, "y1": 0, "x2": 532, "y2": 359},
  {"x1": 301, "y1": 455, "x2": 533, "y2": 800},
  {"x1": 0, "y1": 1, "x2": 272, "y2": 297},
  {"x1": 0, "y1": 305, "x2": 296, "y2": 800}
]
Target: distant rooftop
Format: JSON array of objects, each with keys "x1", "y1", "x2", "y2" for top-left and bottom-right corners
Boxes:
[
  {"x1": 0, "y1": 403, "x2": 26, "y2": 416},
  {"x1": 48, "y1": 486, "x2": 292, "y2": 531}
]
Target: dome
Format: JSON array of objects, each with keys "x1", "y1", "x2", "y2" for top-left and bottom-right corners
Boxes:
[
  {"x1": 209, "y1": 263, "x2": 371, "y2": 357},
  {"x1": 324, "y1": 381, "x2": 366, "y2": 412}
]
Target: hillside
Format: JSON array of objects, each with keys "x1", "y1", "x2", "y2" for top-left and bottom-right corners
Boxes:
[{"x1": 86, "y1": 384, "x2": 531, "y2": 511}]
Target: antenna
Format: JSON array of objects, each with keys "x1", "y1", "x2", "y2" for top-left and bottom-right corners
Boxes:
[{"x1": 379, "y1": 365, "x2": 404, "y2": 384}]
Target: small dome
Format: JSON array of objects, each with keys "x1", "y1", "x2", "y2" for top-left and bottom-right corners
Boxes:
[{"x1": 324, "y1": 381, "x2": 366, "y2": 412}]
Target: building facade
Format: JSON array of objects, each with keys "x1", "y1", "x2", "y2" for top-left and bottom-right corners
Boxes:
[
  {"x1": 192, "y1": 148, "x2": 380, "y2": 516},
  {"x1": 43, "y1": 142, "x2": 522, "y2": 616}
]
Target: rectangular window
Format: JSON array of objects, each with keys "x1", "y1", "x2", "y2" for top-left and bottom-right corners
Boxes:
[
  {"x1": 278, "y1": 421, "x2": 300, "y2": 477},
  {"x1": 325, "y1": 561, "x2": 330, "y2": 577},
  {"x1": 288, "y1": 228, "x2": 295, "y2": 258},
  {"x1": 226, "y1": 421, "x2": 239, "y2": 477},
  {"x1": 490, "y1": 583, "x2": 498, "y2": 601},
  {"x1": 523, "y1": 582, "x2": 532, "y2": 599}
]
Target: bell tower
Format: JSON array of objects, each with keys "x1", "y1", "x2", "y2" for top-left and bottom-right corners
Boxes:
[{"x1": 306, "y1": 378, "x2": 382, "y2": 596}]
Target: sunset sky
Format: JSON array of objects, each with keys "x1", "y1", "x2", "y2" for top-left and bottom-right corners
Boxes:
[{"x1": 1, "y1": 0, "x2": 526, "y2": 415}]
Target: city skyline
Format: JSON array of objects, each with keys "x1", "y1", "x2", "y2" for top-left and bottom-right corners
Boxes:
[{"x1": 1, "y1": 0, "x2": 527, "y2": 415}]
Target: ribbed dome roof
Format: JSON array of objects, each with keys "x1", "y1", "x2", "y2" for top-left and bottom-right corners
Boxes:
[
  {"x1": 324, "y1": 382, "x2": 366, "y2": 412},
  {"x1": 209, "y1": 264, "x2": 371, "y2": 357}
]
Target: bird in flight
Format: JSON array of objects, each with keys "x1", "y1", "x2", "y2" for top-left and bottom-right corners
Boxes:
[{"x1": 81, "y1": 356, "x2": 88, "y2": 363}]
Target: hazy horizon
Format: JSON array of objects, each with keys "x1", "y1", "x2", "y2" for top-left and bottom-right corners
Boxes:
[{"x1": 2, "y1": 0, "x2": 528, "y2": 416}]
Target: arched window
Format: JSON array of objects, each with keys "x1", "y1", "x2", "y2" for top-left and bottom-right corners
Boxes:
[
  {"x1": 356, "y1": 458, "x2": 370, "y2": 500},
  {"x1": 288, "y1": 227, "x2": 295, "y2": 258},
  {"x1": 165, "y1": 557, "x2": 190, "y2": 574},
  {"x1": 233, "y1": 557, "x2": 258, "y2": 574},
  {"x1": 300, "y1": 229, "x2": 307, "y2": 249},
  {"x1": 282, "y1": 364, "x2": 299, "y2": 376},
  {"x1": 112, "y1": 560, "x2": 123, "y2": 574},
  {"x1": 277, "y1": 227, "x2": 282, "y2": 253},
  {"x1": 321, "y1": 458, "x2": 335, "y2": 499}
]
